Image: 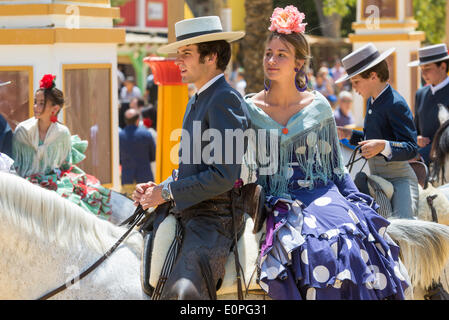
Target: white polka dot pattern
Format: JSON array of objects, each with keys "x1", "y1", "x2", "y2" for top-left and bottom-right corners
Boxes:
[{"x1": 313, "y1": 265, "x2": 330, "y2": 283}]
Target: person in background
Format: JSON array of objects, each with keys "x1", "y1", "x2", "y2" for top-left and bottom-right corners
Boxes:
[
  {"x1": 336, "y1": 43, "x2": 419, "y2": 220},
  {"x1": 0, "y1": 80, "x2": 13, "y2": 157},
  {"x1": 117, "y1": 65, "x2": 125, "y2": 96},
  {"x1": 120, "y1": 76, "x2": 142, "y2": 103},
  {"x1": 408, "y1": 43, "x2": 449, "y2": 165},
  {"x1": 331, "y1": 59, "x2": 345, "y2": 83},
  {"x1": 130, "y1": 97, "x2": 145, "y2": 111},
  {"x1": 333, "y1": 90, "x2": 355, "y2": 128},
  {"x1": 314, "y1": 67, "x2": 336, "y2": 105},
  {"x1": 141, "y1": 105, "x2": 157, "y2": 141},
  {"x1": 146, "y1": 72, "x2": 158, "y2": 107},
  {"x1": 119, "y1": 108, "x2": 155, "y2": 197},
  {"x1": 12, "y1": 74, "x2": 112, "y2": 219},
  {"x1": 118, "y1": 101, "x2": 130, "y2": 129}
]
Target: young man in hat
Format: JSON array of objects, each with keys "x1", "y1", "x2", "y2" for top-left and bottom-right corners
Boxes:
[
  {"x1": 0, "y1": 81, "x2": 13, "y2": 157},
  {"x1": 132, "y1": 16, "x2": 248, "y2": 299},
  {"x1": 409, "y1": 43, "x2": 449, "y2": 165},
  {"x1": 336, "y1": 43, "x2": 419, "y2": 219}
]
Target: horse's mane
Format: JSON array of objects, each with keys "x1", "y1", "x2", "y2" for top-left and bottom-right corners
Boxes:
[
  {"x1": 430, "y1": 119, "x2": 449, "y2": 183},
  {"x1": 0, "y1": 172, "x2": 142, "y2": 255}
]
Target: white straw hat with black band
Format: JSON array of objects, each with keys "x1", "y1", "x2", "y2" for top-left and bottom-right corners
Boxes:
[
  {"x1": 157, "y1": 16, "x2": 245, "y2": 55},
  {"x1": 408, "y1": 43, "x2": 449, "y2": 67},
  {"x1": 335, "y1": 43, "x2": 395, "y2": 84},
  {"x1": 0, "y1": 81, "x2": 11, "y2": 87}
]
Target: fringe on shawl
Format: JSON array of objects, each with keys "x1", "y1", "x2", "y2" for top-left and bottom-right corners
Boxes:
[{"x1": 244, "y1": 117, "x2": 345, "y2": 198}]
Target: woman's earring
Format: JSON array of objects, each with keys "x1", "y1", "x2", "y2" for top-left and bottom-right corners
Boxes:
[
  {"x1": 50, "y1": 112, "x2": 58, "y2": 123},
  {"x1": 264, "y1": 78, "x2": 271, "y2": 92},
  {"x1": 294, "y1": 67, "x2": 308, "y2": 92}
]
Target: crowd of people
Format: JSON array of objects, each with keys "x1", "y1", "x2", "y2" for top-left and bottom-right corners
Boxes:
[{"x1": 117, "y1": 71, "x2": 158, "y2": 196}]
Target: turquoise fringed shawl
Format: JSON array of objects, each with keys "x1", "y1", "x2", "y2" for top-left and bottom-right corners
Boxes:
[
  {"x1": 12, "y1": 118, "x2": 72, "y2": 177},
  {"x1": 244, "y1": 91, "x2": 345, "y2": 199}
]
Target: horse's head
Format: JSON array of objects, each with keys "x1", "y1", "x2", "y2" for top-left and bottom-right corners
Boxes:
[
  {"x1": 438, "y1": 103, "x2": 449, "y2": 126},
  {"x1": 430, "y1": 113, "x2": 449, "y2": 186}
]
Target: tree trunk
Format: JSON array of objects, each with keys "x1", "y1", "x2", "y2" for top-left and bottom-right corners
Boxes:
[
  {"x1": 242, "y1": 0, "x2": 273, "y2": 93},
  {"x1": 313, "y1": 0, "x2": 342, "y2": 39}
]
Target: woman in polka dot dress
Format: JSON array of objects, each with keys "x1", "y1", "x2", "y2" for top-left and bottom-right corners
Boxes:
[{"x1": 242, "y1": 6, "x2": 410, "y2": 300}]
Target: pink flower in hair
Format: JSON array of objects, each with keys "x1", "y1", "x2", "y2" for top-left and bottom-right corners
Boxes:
[{"x1": 269, "y1": 6, "x2": 307, "y2": 34}]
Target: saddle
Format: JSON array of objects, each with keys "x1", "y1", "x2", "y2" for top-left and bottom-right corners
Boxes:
[{"x1": 139, "y1": 182, "x2": 267, "y2": 299}]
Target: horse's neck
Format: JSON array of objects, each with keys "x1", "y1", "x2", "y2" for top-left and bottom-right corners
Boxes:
[
  {"x1": 0, "y1": 221, "x2": 146, "y2": 300},
  {"x1": 0, "y1": 222, "x2": 99, "y2": 299}
]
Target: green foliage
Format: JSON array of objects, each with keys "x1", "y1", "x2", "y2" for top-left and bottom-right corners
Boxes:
[
  {"x1": 413, "y1": 0, "x2": 446, "y2": 44},
  {"x1": 111, "y1": 0, "x2": 131, "y2": 7},
  {"x1": 273, "y1": 0, "x2": 324, "y2": 36},
  {"x1": 321, "y1": 0, "x2": 357, "y2": 17},
  {"x1": 272, "y1": 0, "x2": 356, "y2": 37}
]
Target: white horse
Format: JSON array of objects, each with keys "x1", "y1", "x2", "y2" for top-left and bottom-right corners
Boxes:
[
  {"x1": 109, "y1": 189, "x2": 136, "y2": 225},
  {"x1": 2, "y1": 171, "x2": 449, "y2": 300},
  {"x1": 0, "y1": 171, "x2": 146, "y2": 300}
]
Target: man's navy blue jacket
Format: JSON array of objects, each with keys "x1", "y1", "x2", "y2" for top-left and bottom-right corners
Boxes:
[
  {"x1": 414, "y1": 83, "x2": 449, "y2": 163},
  {"x1": 119, "y1": 124, "x2": 155, "y2": 184},
  {"x1": 0, "y1": 114, "x2": 12, "y2": 157},
  {"x1": 170, "y1": 76, "x2": 249, "y2": 212},
  {"x1": 350, "y1": 85, "x2": 418, "y2": 161}
]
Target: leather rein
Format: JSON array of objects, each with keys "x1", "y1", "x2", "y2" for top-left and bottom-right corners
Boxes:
[{"x1": 37, "y1": 205, "x2": 147, "y2": 300}]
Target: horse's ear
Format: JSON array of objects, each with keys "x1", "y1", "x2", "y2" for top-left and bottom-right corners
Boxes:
[{"x1": 437, "y1": 104, "x2": 449, "y2": 126}]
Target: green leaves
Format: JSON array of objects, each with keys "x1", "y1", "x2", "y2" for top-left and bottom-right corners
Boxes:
[
  {"x1": 322, "y1": 0, "x2": 357, "y2": 17},
  {"x1": 413, "y1": 0, "x2": 446, "y2": 44}
]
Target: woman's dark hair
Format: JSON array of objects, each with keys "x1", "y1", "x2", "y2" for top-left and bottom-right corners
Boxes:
[
  {"x1": 266, "y1": 32, "x2": 311, "y2": 89},
  {"x1": 197, "y1": 40, "x2": 231, "y2": 72},
  {"x1": 36, "y1": 87, "x2": 65, "y2": 113},
  {"x1": 359, "y1": 60, "x2": 390, "y2": 82}
]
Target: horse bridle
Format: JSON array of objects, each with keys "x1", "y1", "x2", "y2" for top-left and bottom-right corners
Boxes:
[
  {"x1": 37, "y1": 205, "x2": 147, "y2": 300},
  {"x1": 345, "y1": 145, "x2": 367, "y2": 174}
]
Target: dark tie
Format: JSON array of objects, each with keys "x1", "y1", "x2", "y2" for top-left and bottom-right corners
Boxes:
[{"x1": 192, "y1": 93, "x2": 199, "y2": 110}]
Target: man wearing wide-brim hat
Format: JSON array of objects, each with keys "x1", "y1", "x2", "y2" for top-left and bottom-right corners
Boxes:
[
  {"x1": 336, "y1": 43, "x2": 419, "y2": 220},
  {"x1": 408, "y1": 43, "x2": 449, "y2": 165},
  {"x1": 132, "y1": 16, "x2": 248, "y2": 299},
  {"x1": 0, "y1": 80, "x2": 13, "y2": 157}
]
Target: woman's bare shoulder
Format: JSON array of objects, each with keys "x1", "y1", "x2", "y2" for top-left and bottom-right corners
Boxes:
[{"x1": 247, "y1": 90, "x2": 266, "y2": 108}]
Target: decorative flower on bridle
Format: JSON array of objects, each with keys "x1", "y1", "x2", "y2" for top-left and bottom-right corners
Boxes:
[
  {"x1": 269, "y1": 6, "x2": 307, "y2": 35},
  {"x1": 39, "y1": 74, "x2": 56, "y2": 90}
]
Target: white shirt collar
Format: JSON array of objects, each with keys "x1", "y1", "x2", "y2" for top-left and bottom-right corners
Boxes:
[
  {"x1": 371, "y1": 84, "x2": 390, "y2": 104},
  {"x1": 431, "y1": 76, "x2": 449, "y2": 95},
  {"x1": 196, "y1": 73, "x2": 224, "y2": 95}
]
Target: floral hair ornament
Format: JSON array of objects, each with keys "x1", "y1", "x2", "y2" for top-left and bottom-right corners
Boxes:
[
  {"x1": 269, "y1": 6, "x2": 307, "y2": 34},
  {"x1": 39, "y1": 74, "x2": 56, "y2": 90}
]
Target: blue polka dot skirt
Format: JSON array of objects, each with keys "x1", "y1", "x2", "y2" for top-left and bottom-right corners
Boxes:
[{"x1": 258, "y1": 174, "x2": 411, "y2": 300}]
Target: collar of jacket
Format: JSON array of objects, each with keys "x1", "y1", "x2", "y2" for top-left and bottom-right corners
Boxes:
[
  {"x1": 195, "y1": 75, "x2": 228, "y2": 103},
  {"x1": 370, "y1": 84, "x2": 392, "y2": 107}
]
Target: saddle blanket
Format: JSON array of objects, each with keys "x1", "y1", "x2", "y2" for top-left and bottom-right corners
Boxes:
[{"x1": 149, "y1": 214, "x2": 265, "y2": 295}]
